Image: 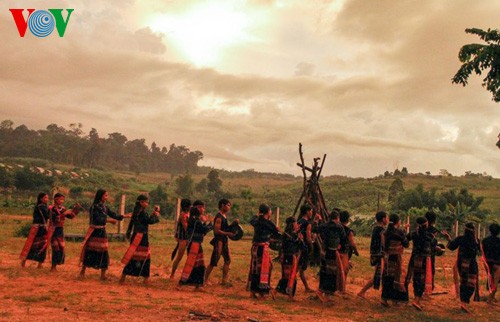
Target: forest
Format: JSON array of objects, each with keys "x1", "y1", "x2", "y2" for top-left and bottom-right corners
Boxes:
[{"x1": 0, "y1": 120, "x2": 203, "y2": 174}]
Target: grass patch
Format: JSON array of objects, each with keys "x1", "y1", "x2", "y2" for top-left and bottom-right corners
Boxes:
[
  {"x1": 13, "y1": 295, "x2": 51, "y2": 303},
  {"x1": 131, "y1": 303, "x2": 153, "y2": 309},
  {"x1": 0, "y1": 311, "x2": 12, "y2": 318}
]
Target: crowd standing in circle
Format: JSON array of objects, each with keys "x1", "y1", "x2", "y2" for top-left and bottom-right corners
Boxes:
[{"x1": 19, "y1": 190, "x2": 500, "y2": 314}]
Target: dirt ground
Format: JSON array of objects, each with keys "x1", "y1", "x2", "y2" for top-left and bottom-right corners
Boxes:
[
  {"x1": 0, "y1": 215, "x2": 498, "y2": 322},
  {"x1": 1, "y1": 255, "x2": 498, "y2": 321}
]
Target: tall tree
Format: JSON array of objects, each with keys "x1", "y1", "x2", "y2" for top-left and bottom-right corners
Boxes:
[
  {"x1": 452, "y1": 28, "x2": 500, "y2": 102},
  {"x1": 207, "y1": 169, "x2": 223, "y2": 195},
  {"x1": 175, "y1": 174, "x2": 194, "y2": 198},
  {"x1": 388, "y1": 178, "x2": 404, "y2": 202}
]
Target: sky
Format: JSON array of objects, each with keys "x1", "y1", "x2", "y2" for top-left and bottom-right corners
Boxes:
[{"x1": 1, "y1": 0, "x2": 499, "y2": 178}]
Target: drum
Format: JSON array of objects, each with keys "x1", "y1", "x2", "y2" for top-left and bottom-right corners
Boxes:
[
  {"x1": 269, "y1": 239, "x2": 281, "y2": 251},
  {"x1": 228, "y1": 223, "x2": 244, "y2": 241},
  {"x1": 435, "y1": 243, "x2": 446, "y2": 256}
]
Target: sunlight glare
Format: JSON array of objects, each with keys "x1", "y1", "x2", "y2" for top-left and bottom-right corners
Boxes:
[{"x1": 148, "y1": 3, "x2": 252, "y2": 67}]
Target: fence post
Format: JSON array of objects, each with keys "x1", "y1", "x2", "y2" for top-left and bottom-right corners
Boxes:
[
  {"x1": 275, "y1": 207, "x2": 280, "y2": 228},
  {"x1": 118, "y1": 194, "x2": 125, "y2": 234},
  {"x1": 174, "y1": 198, "x2": 181, "y2": 233}
]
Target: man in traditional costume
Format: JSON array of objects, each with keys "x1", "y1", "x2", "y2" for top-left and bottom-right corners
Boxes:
[
  {"x1": 205, "y1": 198, "x2": 237, "y2": 286},
  {"x1": 248, "y1": 204, "x2": 280, "y2": 299},
  {"x1": 357, "y1": 211, "x2": 389, "y2": 299}
]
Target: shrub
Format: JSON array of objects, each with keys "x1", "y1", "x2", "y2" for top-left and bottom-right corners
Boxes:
[
  {"x1": 70, "y1": 186, "x2": 84, "y2": 197},
  {"x1": 15, "y1": 222, "x2": 32, "y2": 237}
]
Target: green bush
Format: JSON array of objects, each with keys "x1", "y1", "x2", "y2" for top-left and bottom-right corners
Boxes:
[
  {"x1": 15, "y1": 222, "x2": 32, "y2": 237},
  {"x1": 70, "y1": 186, "x2": 84, "y2": 197},
  {"x1": 14, "y1": 167, "x2": 54, "y2": 191},
  {"x1": 350, "y1": 217, "x2": 375, "y2": 237}
]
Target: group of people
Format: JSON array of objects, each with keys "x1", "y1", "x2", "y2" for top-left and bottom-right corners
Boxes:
[
  {"x1": 19, "y1": 192, "x2": 82, "y2": 272},
  {"x1": 19, "y1": 190, "x2": 237, "y2": 287},
  {"x1": 19, "y1": 191, "x2": 499, "y2": 313},
  {"x1": 356, "y1": 211, "x2": 499, "y2": 313}
]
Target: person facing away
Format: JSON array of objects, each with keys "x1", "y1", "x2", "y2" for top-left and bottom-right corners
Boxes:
[
  {"x1": 339, "y1": 210, "x2": 359, "y2": 282},
  {"x1": 481, "y1": 223, "x2": 500, "y2": 304},
  {"x1": 405, "y1": 217, "x2": 436, "y2": 311},
  {"x1": 381, "y1": 214, "x2": 410, "y2": 307},
  {"x1": 276, "y1": 216, "x2": 304, "y2": 300},
  {"x1": 297, "y1": 204, "x2": 315, "y2": 293},
  {"x1": 357, "y1": 211, "x2": 389, "y2": 299},
  {"x1": 170, "y1": 198, "x2": 192, "y2": 279},
  {"x1": 313, "y1": 210, "x2": 347, "y2": 302},
  {"x1": 248, "y1": 203, "x2": 280, "y2": 299},
  {"x1": 442, "y1": 222, "x2": 480, "y2": 313},
  {"x1": 425, "y1": 211, "x2": 439, "y2": 290}
]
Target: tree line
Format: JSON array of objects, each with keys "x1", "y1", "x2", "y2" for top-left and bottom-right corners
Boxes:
[{"x1": 0, "y1": 120, "x2": 203, "y2": 174}]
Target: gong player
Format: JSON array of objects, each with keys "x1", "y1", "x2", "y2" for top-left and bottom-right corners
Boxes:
[{"x1": 205, "y1": 198, "x2": 239, "y2": 286}]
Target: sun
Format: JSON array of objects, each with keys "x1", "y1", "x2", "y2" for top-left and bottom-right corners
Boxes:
[{"x1": 148, "y1": 3, "x2": 252, "y2": 67}]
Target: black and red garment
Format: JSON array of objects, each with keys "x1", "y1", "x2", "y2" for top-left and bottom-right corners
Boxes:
[
  {"x1": 481, "y1": 228, "x2": 500, "y2": 296},
  {"x1": 247, "y1": 215, "x2": 280, "y2": 295},
  {"x1": 49, "y1": 204, "x2": 76, "y2": 266},
  {"x1": 382, "y1": 226, "x2": 410, "y2": 302},
  {"x1": 447, "y1": 224, "x2": 480, "y2": 303},
  {"x1": 209, "y1": 212, "x2": 231, "y2": 267},
  {"x1": 276, "y1": 227, "x2": 303, "y2": 297},
  {"x1": 313, "y1": 220, "x2": 347, "y2": 295},
  {"x1": 297, "y1": 217, "x2": 312, "y2": 270},
  {"x1": 121, "y1": 208, "x2": 159, "y2": 278},
  {"x1": 80, "y1": 203, "x2": 124, "y2": 269},
  {"x1": 179, "y1": 209, "x2": 213, "y2": 286},
  {"x1": 171, "y1": 209, "x2": 189, "y2": 260},
  {"x1": 370, "y1": 225, "x2": 386, "y2": 290},
  {"x1": 20, "y1": 201, "x2": 50, "y2": 263},
  {"x1": 405, "y1": 222, "x2": 436, "y2": 298}
]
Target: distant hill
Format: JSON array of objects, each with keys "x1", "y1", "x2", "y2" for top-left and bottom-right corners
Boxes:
[
  {"x1": 0, "y1": 157, "x2": 498, "y2": 225},
  {"x1": 0, "y1": 120, "x2": 203, "y2": 174}
]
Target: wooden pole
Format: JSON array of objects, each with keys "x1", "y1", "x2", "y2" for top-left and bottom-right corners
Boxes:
[
  {"x1": 275, "y1": 207, "x2": 280, "y2": 228},
  {"x1": 377, "y1": 192, "x2": 380, "y2": 211},
  {"x1": 174, "y1": 198, "x2": 181, "y2": 232},
  {"x1": 118, "y1": 194, "x2": 125, "y2": 234},
  {"x1": 477, "y1": 223, "x2": 481, "y2": 239}
]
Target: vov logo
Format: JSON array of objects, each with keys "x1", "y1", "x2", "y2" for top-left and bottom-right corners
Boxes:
[{"x1": 10, "y1": 9, "x2": 74, "y2": 37}]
